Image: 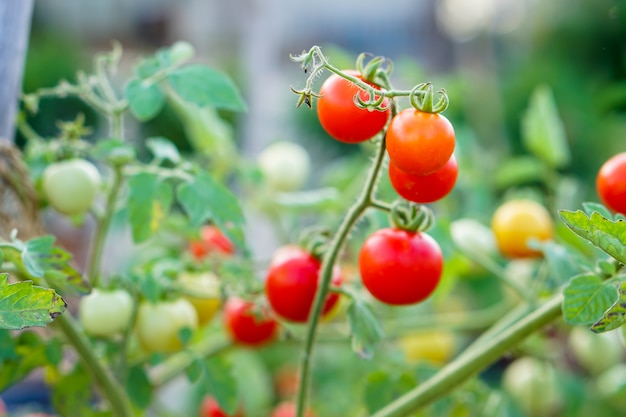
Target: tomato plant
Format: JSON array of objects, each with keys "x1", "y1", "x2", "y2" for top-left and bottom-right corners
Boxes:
[
  {"x1": 502, "y1": 357, "x2": 562, "y2": 417},
  {"x1": 358, "y1": 227, "x2": 443, "y2": 305},
  {"x1": 223, "y1": 297, "x2": 279, "y2": 347},
  {"x1": 189, "y1": 225, "x2": 235, "y2": 260},
  {"x1": 568, "y1": 327, "x2": 623, "y2": 376},
  {"x1": 491, "y1": 199, "x2": 554, "y2": 258},
  {"x1": 200, "y1": 396, "x2": 243, "y2": 417},
  {"x1": 42, "y1": 158, "x2": 101, "y2": 216},
  {"x1": 79, "y1": 288, "x2": 134, "y2": 338},
  {"x1": 596, "y1": 152, "x2": 626, "y2": 214},
  {"x1": 270, "y1": 402, "x2": 315, "y2": 417},
  {"x1": 257, "y1": 141, "x2": 311, "y2": 192},
  {"x1": 316, "y1": 70, "x2": 390, "y2": 143},
  {"x1": 265, "y1": 246, "x2": 342, "y2": 322},
  {"x1": 177, "y1": 271, "x2": 222, "y2": 326},
  {"x1": 385, "y1": 108, "x2": 455, "y2": 175},
  {"x1": 388, "y1": 154, "x2": 458, "y2": 204},
  {"x1": 397, "y1": 330, "x2": 456, "y2": 366},
  {"x1": 135, "y1": 298, "x2": 198, "y2": 354}
]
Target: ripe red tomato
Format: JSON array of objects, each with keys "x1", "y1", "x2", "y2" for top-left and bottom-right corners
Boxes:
[
  {"x1": 388, "y1": 154, "x2": 458, "y2": 204},
  {"x1": 200, "y1": 396, "x2": 243, "y2": 417},
  {"x1": 270, "y1": 402, "x2": 315, "y2": 417},
  {"x1": 596, "y1": 152, "x2": 626, "y2": 214},
  {"x1": 359, "y1": 228, "x2": 443, "y2": 305},
  {"x1": 316, "y1": 70, "x2": 390, "y2": 143},
  {"x1": 265, "y1": 246, "x2": 342, "y2": 323},
  {"x1": 386, "y1": 109, "x2": 455, "y2": 175},
  {"x1": 189, "y1": 225, "x2": 235, "y2": 260},
  {"x1": 223, "y1": 297, "x2": 279, "y2": 347}
]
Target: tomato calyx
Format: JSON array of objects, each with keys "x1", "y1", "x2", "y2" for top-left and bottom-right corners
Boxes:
[
  {"x1": 409, "y1": 83, "x2": 449, "y2": 114},
  {"x1": 389, "y1": 201, "x2": 434, "y2": 233},
  {"x1": 297, "y1": 226, "x2": 332, "y2": 260}
]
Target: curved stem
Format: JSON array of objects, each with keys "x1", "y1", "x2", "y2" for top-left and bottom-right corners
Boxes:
[
  {"x1": 86, "y1": 165, "x2": 124, "y2": 286},
  {"x1": 295, "y1": 131, "x2": 391, "y2": 417},
  {"x1": 54, "y1": 313, "x2": 134, "y2": 417},
  {"x1": 370, "y1": 294, "x2": 563, "y2": 417}
]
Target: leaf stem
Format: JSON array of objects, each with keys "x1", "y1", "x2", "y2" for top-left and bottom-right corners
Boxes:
[
  {"x1": 295, "y1": 113, "x2": 393, "y2": 417},
  {"x1": 53, "y1": 313, "x2": 134, "y2": 417},
  {"x1": 86, "y1": 165, "x2": 124, "y2": 286},
  {"x1": 370, "y1": 294, "x2": 563, "y2": 417}
]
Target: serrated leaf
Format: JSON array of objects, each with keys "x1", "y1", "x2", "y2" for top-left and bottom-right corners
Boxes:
[
  {"x1": 531, "y1": 240, "x2": 583, "y2": 286},
  {"x1": 127, "y1": 172, "x2": 173, "y2": 243},
  {"x1": 146, "y1": 136, "x2": 181, "y2": 164},
  {"x1": 562, "y1": 273, "x2": 619, "y2": 325},
  {"x1": 176, "y1": 172, "x2": 245, "y2": 250},
  {"x1": 167, "y1": 65, "x2": 246, "y2": 111},
  {"x1": 363, "y1": 371, "x2": 416, "y2": 414},
  {"x1": 346, "y1": 297, "x2": 384, "y2": 359},
  {"x1": 0, "y1": 274, "x2": 66, "y2": 330},
  {"x1": 592, "y1": 281, "x2": 626, "y2": 333},
  {"x1": 125, "y1": 365, "x2": 152, "y2": 409},
  {"x1": 124, "y1": 78, "x2": 165, "y2": 121},
  {"x1": 582, "y1": 202, "x2": 614, "y2": 219},
  {"x1": 521, "y1": 85, "x2": 570, "y2": 168},
  {"x1": 202, "y1": 356, "x2": 239, "y2": 415},
  {"x1": 559, "y1": 210, "x2": 626, "y2": 264}
]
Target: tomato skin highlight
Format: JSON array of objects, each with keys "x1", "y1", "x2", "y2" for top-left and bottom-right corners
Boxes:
[
  {"x1": 596, "y1": 152, "x2": 626, "y2": 214},
  {"x1": 317, "y1": 70, "x2": 390, "y2": 144},
  {"x1": 189, "y1": 225, "x2": 235, "y2": 260},
  {"x1": 199, "y1": 396, "x2": 243, "y2": 417},
  {"x1": 386, "y1": 109, "x2": 455, "y2": 175},
  {"x1": 388, "y1": 155, "x2": 458, "y2": 204},
  {"x1": 491, "y1": 199, "x2": 553, "y2": 258},
  {"x1": 265, "y1": 246, "x2": 342, "y2": 323},
  {"x1": 358, "y1": 228, "x2": 443, "y2": 305},
  {"x1": 223, "y1": 297, "x2": 279, "y2": 347}
]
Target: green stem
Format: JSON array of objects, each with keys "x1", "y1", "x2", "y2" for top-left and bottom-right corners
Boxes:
[
  {"x1": 148, "y1": 337, "x2": 233, "y2": 386},
  {"x1": 86, "y1": 165, "x2": 124, "y2": 286},
  {"x1": 295, "y1": 128, "x2": 391, "y2": 417},
  {"x1": 110, "y1": 109, "x2": 125, "y2": 140},
  {"x1": 54, "y1": 313, "x2": 134, "y2": 417},
  {"x1": 370, "y1": 294, "x2": 563, "y2": 417}
]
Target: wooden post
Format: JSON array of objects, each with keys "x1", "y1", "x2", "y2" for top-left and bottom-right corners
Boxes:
[{"x1": 0, "y1": 0, "x2": 35, "y2": 142}]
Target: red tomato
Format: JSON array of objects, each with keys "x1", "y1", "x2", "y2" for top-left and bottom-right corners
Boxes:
[
  {"x1": 265, "y1": 246, "x2": 342, "y2": 323},
  {"x1": 223, "y1": 297, "x2": 279, "y2": 347},
  {"x1": 359, "y1": 228, "x2": 443, "y2": 305},
  {"x1": 596, "y1": 152, "x2": 626, "y2": 214},
  {"x1": 386, "y1": 109, "x2": 455, "y2": 175},
  {"x1": 274, "y1": 365, "x2": 300, "y2": 399},
  {"x1": 200, "y1": 396, "x2": 243, "y2": 417},
  {"x1": 189, "y1": 225, "x2": 235, "y2": 260},
  {"x1": 317, "y1": 70, "x2": 390, "y2": 143},
  {"x1": 388, "y1": 154, "x2": 458, "y2": 204},
  {"x1": 270, "y1": 402, "x2": 315, "y2": 417}
]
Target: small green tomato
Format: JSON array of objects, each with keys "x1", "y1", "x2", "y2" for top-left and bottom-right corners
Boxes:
[
  {"x1": 42, "y1": 159, "x2": 101, "y2": 216},
  {"x1": 257, "y1": 141, "x2": 311, "y2": 192},
  {"x1": 79, "y1": 288, "x2": 134, "y2": 338}
]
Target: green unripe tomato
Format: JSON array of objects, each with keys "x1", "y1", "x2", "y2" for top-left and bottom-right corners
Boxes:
[
  {"x1": 42, "y1": 159, "x2": 101, "y2": 215},
  {"x1": 168, "y1": 41, "x2": 195, "y2": 65},
  {"x1": 502, "y1": 357, "x2": 562, "y2": 417},
  {"x1": 79, "y1": 288, "x2": 134, "y2": 338},
  {"x1": 568, "y1": 327, "x2": 623, "y2": 375},
  {"x1": 596, "y1": 364, "x2": 626, "y2": 409},
  {"x1": 135, "y1": 298, "x2": 198, "y2": 354},
  {"x1": 257, "y1": 141, "x2": 311, "y2": 192}
]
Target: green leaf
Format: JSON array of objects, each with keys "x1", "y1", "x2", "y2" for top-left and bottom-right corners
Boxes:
[
  {"x1": 363, "y1": 371, "x2": 416, "y2": 414},
  {"x1": 185, "y1": 356, "x2": 204, "y2": 383},
  {"x1": 562, "y1": 273, "x2": 619, "y2": 325},
  {"x1": 521, "y1": 85, "x2": 570, "y2": 168},
  {"x1": 176, "y1": 172, "x2": 245, "y2": 250},
  {"x1": 346, "y1": 297, "x2": 384, "y2": 359},
  {"x1": 91, "y1": 138, "x2": 136, "y2": 165},
  {"x1": 0, "y1": 331, "x2": 48, "y2": 391},
  {"x1": 531, "y1": 240, "x2": 584, "y2": 286},
  {"x1": 51, "y1": 363, "x2": 94, "y2": 417},
  {"x1": 591, "y1": 281, "x2": 626, "y2": 333},
  {"x1": 0, "y1": 274, "x2": 66, "y2": 330},
  {"x1": 493, "y1": 156, "x2": 548, "y2": 189},
  {"x1": 0, "y1": 329, "x2": 17, "y2": 361},
  {"x1": 559, "y1": 210, "x2": 626, "y2": 264},
  {"x1": 127, "y1": 172, "x2": 173, "y2": 243},
  {"x1": 22, "y1": 235, "x2": 90, "y2": 294},
  {"x1": 146, "y1": 136, "x2": 181, "y2": 164},
  {"x1": 124, "y1": 78, "x2": 165, "y2": 121},
  {"x1": 125, "y1": 365, "x2": 153, "y2": 409},
  {"x1": 582, "y1": 202, "x2": 614, "y2": 220},
  {"x1": 167, "y1": 65, "x2": 246, "y2": 111},
  {"x1": 201, "y1": 356, "x2": 239, "y2": 416}
]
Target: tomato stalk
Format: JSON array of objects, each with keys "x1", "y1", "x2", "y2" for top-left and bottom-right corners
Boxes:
[
  {"x1": 294, "y1": 110, "x2": 395, "y2": 417},
  {"x1": 370, "y1": 294, "x2": 563, "y2": 417}
]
